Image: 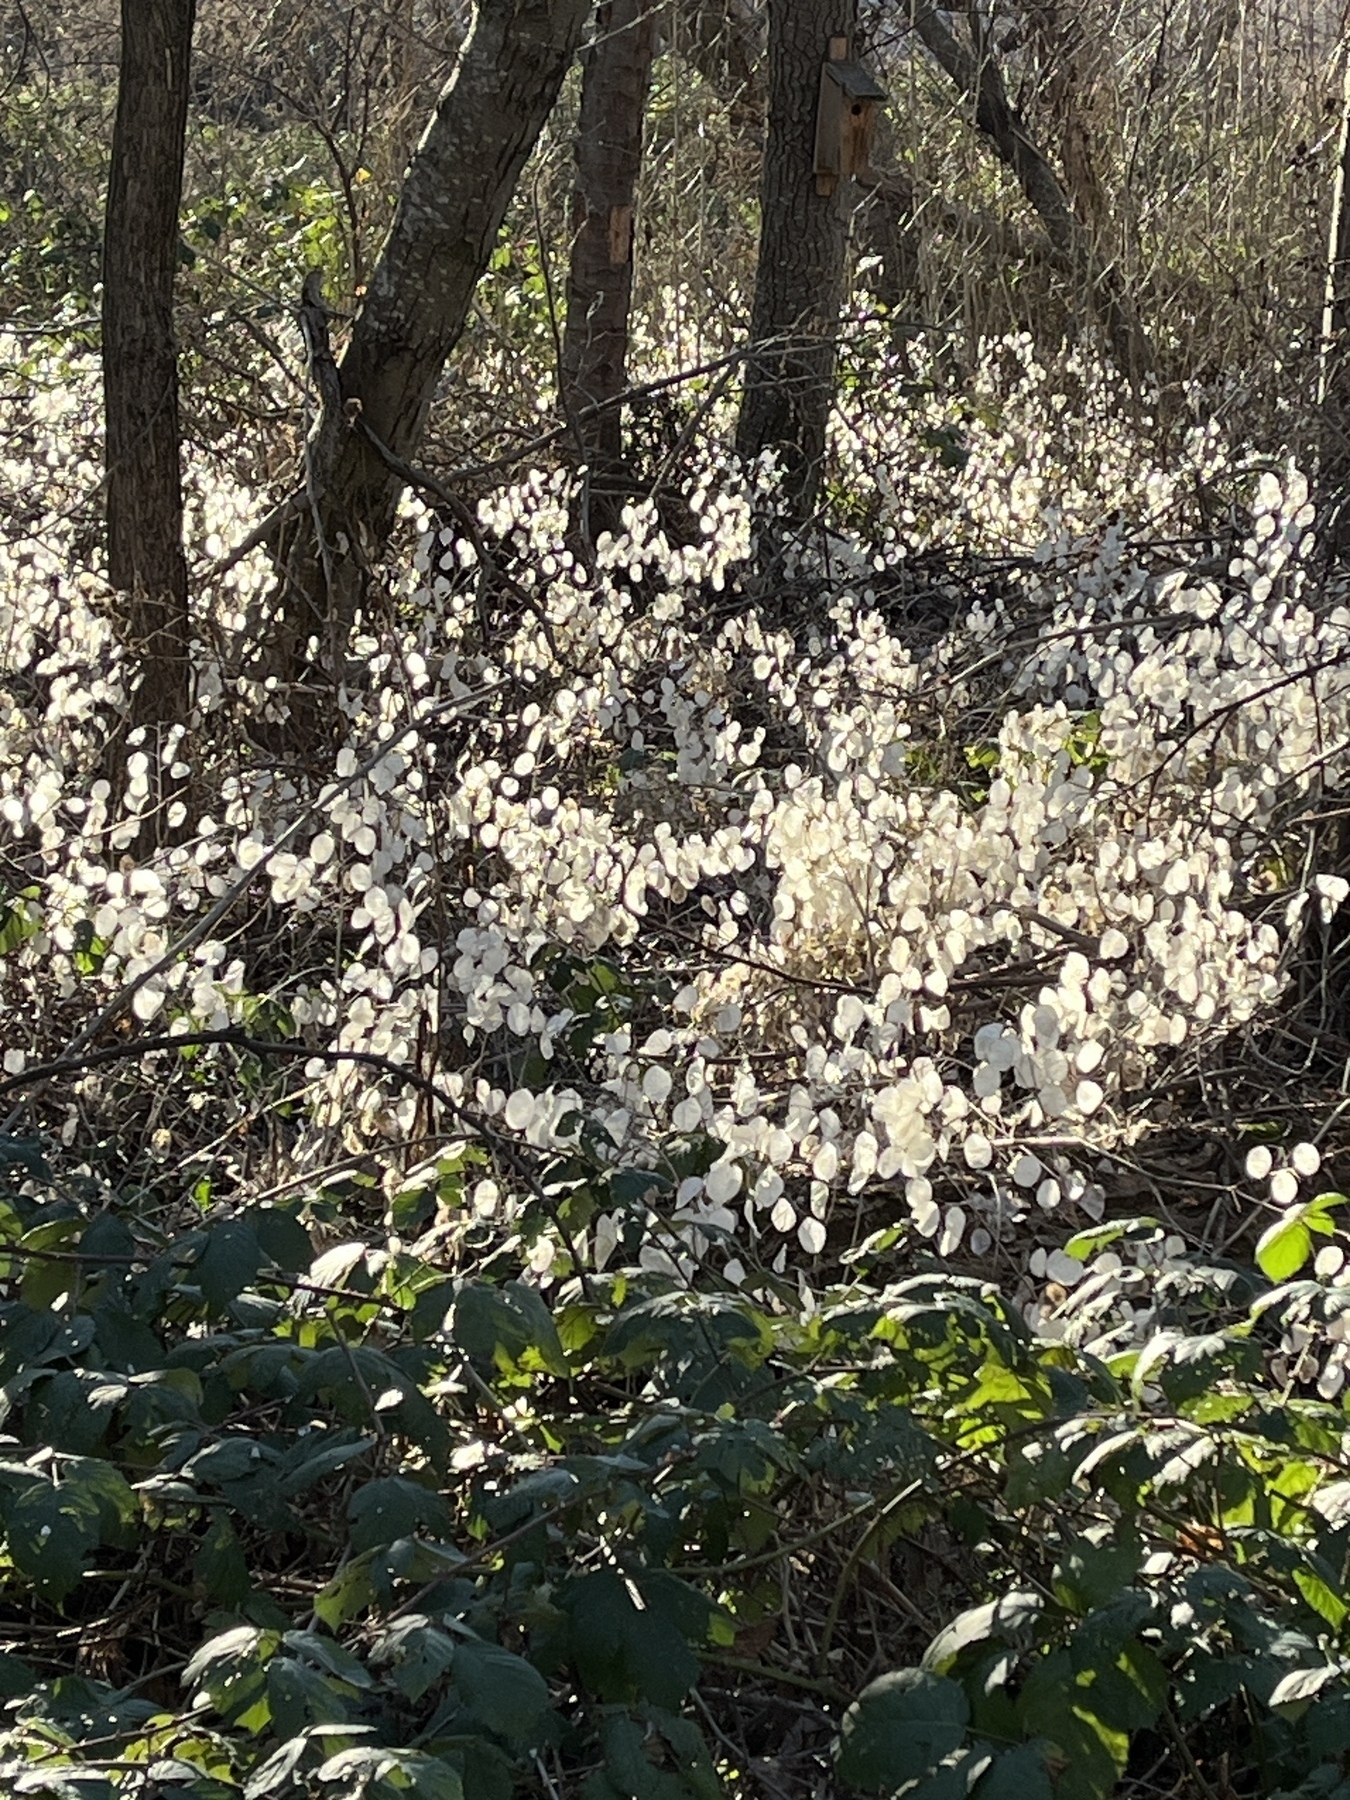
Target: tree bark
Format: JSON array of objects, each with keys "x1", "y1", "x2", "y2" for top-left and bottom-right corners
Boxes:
[
  {"x1": 268, "y1": 0, "x2": 589, "y2": 713},
  {"x1": 857, "y1": 112, "x2": 922, "y2": 347},
  {"x1": 561, "y1": 0, "x2": 659, "y2": 466},
  {"x1": 680, "y1": 0, "x2": 765, "y2": 131},
  {"x1": 911, "y1": 3, "x2": 1151, "y2": 385},
  {"x1": 1320, "y1": 48, "x2": 1350, "y2": 552},
  {"x1": 1023, "y1": 0, "x2": 1108, "y2": 244},
  {"x1": 102, "y1": 0, "x2": 196, "y2": 730},
  {"x1": 736, "y1": 0, "x2": 858, "y2": 523},
  {"x1": 337, "y1": 0, "x2": 589, "y2": 519}
]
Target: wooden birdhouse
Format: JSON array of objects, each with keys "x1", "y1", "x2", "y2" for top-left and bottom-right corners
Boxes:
[{"x1": 814, "y1": 36, "x2": 887, "y2": 195}]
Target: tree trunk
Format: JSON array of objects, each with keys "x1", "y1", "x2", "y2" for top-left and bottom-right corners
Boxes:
[
  {"x1": 1320, "y1": 48, "x2": 1350, "y2": 553},
  {"x1": 912, "y1": 3, "x2": 1151, "y2": 385},
  {"x1": 268, "y1": 0, "x2": 589, "y2": 717},
  {"x1": 102, "y1": 0, "x2": 196, "y2": 731},
  {"x1": 735, "y1": 0, "x2": 857, "y2": 523},
  {"x1": 857, "y1": 113, "x2": 922, "y2": 349},
  {"x1": 1024, "y1": 0, "x2": 1108, "y2": 244},
  {"x1": 561, "y1": 0, "x2": 659, "y2": 467},
  {"x1": 681, "y1": 0, "x2": 765, "y2": 131}
]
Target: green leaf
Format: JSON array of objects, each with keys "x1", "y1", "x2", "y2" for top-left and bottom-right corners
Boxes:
[
  {"x1": 452, "y1": 1280, "x2": 569, "y2": 1378},
  {"x1": 1295, "y1": 1568, "x2": 1349, "y2": 1629},
  {"x1": 1053, "y1": 1533, "x2": 1141, "y2": 1614},
  {"x1": 1255, "y1": 1214, "x2": 1314, "y2": 1282},
  {"x1": 195, "y1": 1219, "x2": 263, "y2": 1311},
  {"x1": 600, "y1": 1711, "x2": 660, "y2": 1797},
  {"x1": 92, "y1": 1297, "x2": 164, "y2": 1374},
  {"x1": 1255, "y1": 1196, "x2": 1346, "y2": 1284},
  {"x1": 975, "y1": 1743, "x2": 1055, "y2": 1800},
  {"x1": 246, "y1": 1206, "x2": 312, "y2": 1274},
  {"x1": 563, "y1": 1571, "x2": 701, "y2": 1710},
  {"x1": 183, "y1": 1438, "x2": 273, "y2": 1487},
  {"x1": 923, "y1": 1593, "x2": 1044, "y2": 1674},
  {"x1": 316, "y1": 1747, "x2": 464, "y2": 1799},
  {"x1": 373, "y1": 1617, "x2": 458, "y2": 1703},
  {"x1": 453, "y1": 1638, "x2": 550, "y2": 1745},
  {"x1": 79, "y1": 1212, "x2": 138, "y2": 1262},
  {"x1": 834, "y1": 1669, "x2": 969, "y2": 1791},
  {"x1": 4, "y1": 1476, "x2": 102, "y2": 1603},
  {"x1": 62, "y1": 1456, "x2": 137, "y2": 1544},
  {"x1": 243, "y1": 1736, "x2": 313, "y2": 1799},
  {"x1": 902, "y1": 1749, "x2": 991, "y2": 1799},
  {"x1": 28, "y1": 1369, "x2": 119, "y2": 1454},
  {"x1": 1063, "y1": 1218, "x2": 1160, "y2": 1261},
  {"x1": 184, "y1": 1624, "x2": 279, "y2": 1726},
  {"x1": 314, "y1": 1552, "x2": 376, "y2": 1631},
  {"x1": 196, "y1": 1515, "x2": 252, "y2": 1604},
  {"x1": 0, "y1": 1134, "x2": 49, "y2": 1180},
  {"x1": 277, "y1": 1431, "x2": 376, "y2": 1497},
  {"x1": 1017, "y1": 1651, "x2": 1129, "y2": 1800},
  {"x1": 266, "y1": 1655, "x2": 350, "y2": 1737},
  {"x1": 348, "y1": 1476, "x2": 451, "y2": 1553},
  {"x1": 0, "y1": 1651, "x2": 36, "y2": 1698},
  {"x1": 283, "y1": 1629, "x2": 374, "y2": 1689}
]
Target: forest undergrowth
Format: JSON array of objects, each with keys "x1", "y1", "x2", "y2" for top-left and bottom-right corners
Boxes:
[{"x1": 4, "y1": 311, "x2": 1350, "y2": 1797}]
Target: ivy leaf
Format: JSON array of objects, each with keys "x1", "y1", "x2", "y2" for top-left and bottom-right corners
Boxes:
[{"x1": 834, "y1": 1669, "x2": 969, "y2": 1791}]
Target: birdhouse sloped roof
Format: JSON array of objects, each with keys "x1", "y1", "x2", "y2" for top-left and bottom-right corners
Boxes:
[{"x1": 823, "y1": 59, "x2": 887, "y2": 102}]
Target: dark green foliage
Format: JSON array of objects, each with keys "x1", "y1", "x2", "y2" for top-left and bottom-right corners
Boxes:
[{"x1": 0, "y1": 1173, "x2": 1348, "y2": 1798}]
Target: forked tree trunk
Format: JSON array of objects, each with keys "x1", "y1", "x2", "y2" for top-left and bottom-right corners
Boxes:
[
  {"x1": 562, "y1": 0, "x2": 659, "y2": 470},
  {"x1": 736, "y1": 0, "x2": 858, "y2": 522},
  {"x1": 912, "y1": 3, "x2": 1151, "y2": 385},
  {"x1": 681, "y1": 0, "x2": 765, "y2": 131},
  {"x1": 103, "y1": 0, "x2": 196, "y2": 731},
  {"x1": 269, "y1": 0, "x2": 589, "y2": 716}
]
